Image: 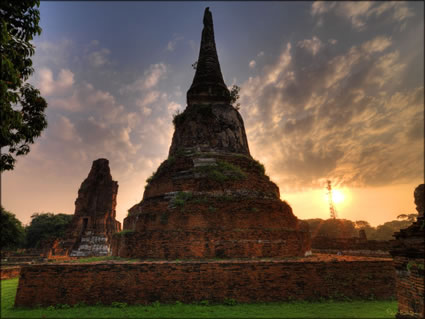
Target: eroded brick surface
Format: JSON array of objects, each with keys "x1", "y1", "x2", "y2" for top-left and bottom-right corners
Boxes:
[
  {"x1": 15, "y1": 256, "x2": 395, "y2": 307},
  {"x1": 0, "y1": 266, "x2": 20, "y2": 280}
]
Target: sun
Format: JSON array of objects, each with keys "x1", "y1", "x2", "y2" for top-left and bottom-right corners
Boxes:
[{"x1": 332, "y1": 189, "x2": 345, "y2": 204}]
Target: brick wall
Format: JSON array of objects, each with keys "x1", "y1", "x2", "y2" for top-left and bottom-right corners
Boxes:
[
  {"x1": 392, "y1": 256, "x2": 424, "y2": 318},
  {"x1": 112, "y1": 229, "x2": 310, "y2": 259},
  {"x1": 1, "y1": 266, "x2": 20, "y2": 280},
  {"x1": 15, "y1": 256, "x2": 395, "y2": 307},
  {"x1": 312, "y1": 236, "x2": 391, "y2": 251}
]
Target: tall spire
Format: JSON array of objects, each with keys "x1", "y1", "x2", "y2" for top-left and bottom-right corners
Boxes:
[{"x1": 187, "y1": 7, "x2": 230, "y2": 105}]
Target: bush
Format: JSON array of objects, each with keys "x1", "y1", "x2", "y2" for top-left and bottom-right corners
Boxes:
[
  {"x1": 25, "y1": 212, "x2": 73, "y2": 248},
  {"x1": 195, "y1": 160, "x2": 246, "y2": 182},
  {"x1": 172, "y1": 110, "x2": 187, "y2": 127},
  {"x1": 172, "y1": 191, "x2": 193, "y2": 208}
]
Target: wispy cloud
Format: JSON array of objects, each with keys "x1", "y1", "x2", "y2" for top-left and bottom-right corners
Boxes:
[
  {"x1": 312, "y1": 1, "x2": 414, "y2": 31},
  {"x1": 239, "y1": 34, "x2": 423, "y2": 190}
]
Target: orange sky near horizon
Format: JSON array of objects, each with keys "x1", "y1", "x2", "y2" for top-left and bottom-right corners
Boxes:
[{"x1": 2, "y1": 159, "x2": 420, "y2": 228}]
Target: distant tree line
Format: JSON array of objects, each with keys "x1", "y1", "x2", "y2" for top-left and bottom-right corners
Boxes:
[
  {"x1": 303, "y1": 214, "x2": 418, "y2": 241},
  {"x1": 0, "y1": 206, "x2": 72, "y2": 250}
]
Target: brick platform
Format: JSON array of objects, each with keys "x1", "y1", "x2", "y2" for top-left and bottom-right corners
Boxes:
[
  {"x1": 15, "y1": 254, "x2": 395, "y2": 307},
  {"x1": 1, "y1": 266, "x2": 20, "y2": 280}
]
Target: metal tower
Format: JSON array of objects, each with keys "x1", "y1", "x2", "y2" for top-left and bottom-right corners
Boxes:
[{"x1": 326, "y1": 180, "x2": 338, "y2": 219}]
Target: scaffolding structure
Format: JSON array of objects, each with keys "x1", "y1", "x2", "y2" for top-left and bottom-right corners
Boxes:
[{"x1": 326, "y1": 180, "x2": 338, "y2": 219}]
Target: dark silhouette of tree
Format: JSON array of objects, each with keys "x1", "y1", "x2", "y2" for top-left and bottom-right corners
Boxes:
[
  {"x1": 1, "y1": 0, "x2": 48, "y2": 171},
  {"x1": 0, "y1": 206, "x2": 25, "y2": 250},
  {"x1": 397, "y1": 213, "x2": 418, "y2": 222},
  {"x1": 25, "y1": 213, "x2": 72, "y2": 248}
]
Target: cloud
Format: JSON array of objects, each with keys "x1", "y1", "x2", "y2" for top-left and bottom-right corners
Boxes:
[
  {"x1": 87, "y1": 48, "x2": 110, "y2": 67},
  {"x1": 312, "y1": 1, "x2": 415, "y2": 31},
  {"x1": 136, "y1": 91, "x2": 160, "y2": 108},
  {"x1": 121, "y1": 63, "x2": 167, "y2": 93},
  {"x1": 38, "y1": 68, "x2": 74, "y2": 96},
  {"x1": 166, "y1": 36, "x2": 184, "y2": 52},
  {"x1": 249, "y1": 60, "x2": 256, "y2": 68},
  {"x1": 144, "y1": 63, "x2": 167, "y2": 89},
  {"x1": 361, "y1": 36, "x2": 392, "y2": 53},
  {"x1": 238, "y1": 34, "x2": 423, "y2": 190},
  {"x1": 297, "y1": 36, "x2": 323, "y2": 56}
]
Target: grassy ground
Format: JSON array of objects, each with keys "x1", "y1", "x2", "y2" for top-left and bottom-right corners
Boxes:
[{"x1": 1, "y1": 278, "x2": 397, "y2": 318}]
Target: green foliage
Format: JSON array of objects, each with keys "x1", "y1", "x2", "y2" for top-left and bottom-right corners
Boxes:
[
  {"x1": 224, "y1": 299, "x2": 237, "y2": 306},
  {"x1": 196, "y1": 160, "x2": 246, "y2": 183},
  {"x1": 407, "y1": 261, "x2": 425, "y2": 272},
  {"x1": 303, "y1": 218, "x2": 357, "y2": 238},
  {"x1": 172, "y1": 191, "x2": 193, "y2": 208},
  {"x1": 25, "y1": 212, "x2": 72, "y2": 248},
  {"x1": 1, "y1": 0, "x2": 48, "y2": 171},
  {"x1": 0, "y1": 206, "x2": 25, "y2": 250},
  {"x1": 229, "y1": 85, "x2": 241, "y2": 110},
  {"x1": 145, "y1": 172, "x2": 155, "y2": 185},
  {"x1": 66, "y1": 256, "x2": 138, "y2": 264},
  {"x1": 160, "y1": 212, "x2": 169, "y2": 225},
  {"x1": 145, "y1": 157, "x2": 176, "y2": 188},
  {"x1": 113, "y1": 230, "x2": 135, "y2": 237},
  {"x1": 208, "y1": 206, "x2": 216, "y2": 213},
  {"x1": 111, "y1": 302, "x2": 127, "y2": 308},
  {"x1": 1, "y1": 278, "x2": 399, "y2": 318},
  {"x1": 249, "y1": 158, "x2": 268, "y2": 178},
  {"x1": 172, "y1": 109, "x2": 186, "y2": 127},
  {"x1": 173, "y1": 104, "x2": 215, "y2": 128},
  {"x1": 304, "y1": 217, "x2": 417, "y2": 241}
]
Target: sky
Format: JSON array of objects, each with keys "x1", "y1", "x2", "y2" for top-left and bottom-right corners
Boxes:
[{"x1": 2, "y1": 1, "x2": 424, "y2": 227}]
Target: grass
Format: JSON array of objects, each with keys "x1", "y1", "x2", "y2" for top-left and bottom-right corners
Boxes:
[
  {"x1": 60, "y1": 256, "x2": 140, "y2": 263},
  {"x1": 195, "y1": 160, "x2": 246, "y2": 183},
  {"x1": 2, "y1": 278, "x2": 398, "y2": 318}
]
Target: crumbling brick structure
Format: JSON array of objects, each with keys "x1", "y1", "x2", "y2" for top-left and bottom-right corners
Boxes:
[
  {"x1": 15, "y1": 255, "x2": 395, "y2": 307},
  {"x1": 390, "y1": 184, "x2": 424, "y2": 319},
  {"x1": 51, "y1": 159, "x2": 121, "y2": 257},
  {"x1": 112, "y1": 7, "x2": 310, "y2": 259}
]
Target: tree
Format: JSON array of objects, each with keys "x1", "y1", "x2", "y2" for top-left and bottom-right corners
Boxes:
[
  {"x1": 302, "y1": 218, "x2": 357, "y2": 238},
  {"x1": 25, "y1": 213, "x2": 72, "y2": 248},
  {"x1": 1, "y1": 0, "x2": 48, "y2": 172},
  {"x1": 0, "y1": 206, "x2": 25, "y2": 250},
  {"x1": 397, "y1": 213, "x2": 418, "y2": 223}
]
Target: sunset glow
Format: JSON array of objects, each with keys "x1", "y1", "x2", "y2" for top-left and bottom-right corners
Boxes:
[{"x1": 2, "y1": 2, "x2": 424, "y2": 228}]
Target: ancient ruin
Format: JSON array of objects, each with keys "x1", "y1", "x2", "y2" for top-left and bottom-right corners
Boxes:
[
  {"x1": 390, "y1": 184, "x2": 424, "y2": 319},
  {"x1": 112, "y1": 7, "x2": 310, "y2": 259},
  {"x1": 14, "y1": 8, "x2": 398, "y2": 308},
  {"x1": 51, "y1": 158, "x2": 121, "y2": 257}
]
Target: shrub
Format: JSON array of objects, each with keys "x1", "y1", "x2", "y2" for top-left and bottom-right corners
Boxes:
[
  {"x1": 172, "y1": 191, "x2": 193, "y2": 208},
  {"x1": 195, "y1": 160, "x2": 246, "y2": 182},
  {"x1": 172, "y1": 110, "x2": 186, "y2": 127},
  {"x1": 224, "y1": 298, "x2": 237, "y2": 306}
]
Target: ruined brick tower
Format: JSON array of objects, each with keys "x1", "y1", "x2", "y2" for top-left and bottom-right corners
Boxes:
[
  {"x1": 52, "y1": 159, "x2": 121, "y2": 257},
  {"x1": 112, "y1": 8, "x2": 310, "y2": 259}
]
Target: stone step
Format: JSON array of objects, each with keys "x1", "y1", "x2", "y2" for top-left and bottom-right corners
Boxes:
[{"x1": 193, "y1": 157, "x2": 217, "y2": 167}]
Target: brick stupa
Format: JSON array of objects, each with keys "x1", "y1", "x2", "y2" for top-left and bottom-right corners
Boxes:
[
  {"x1": 51, "y1": 159, "x2": 121, "y2": 257},
  {"x1": 112, "y1": 8, "x2": 310, "y2": 259}
]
